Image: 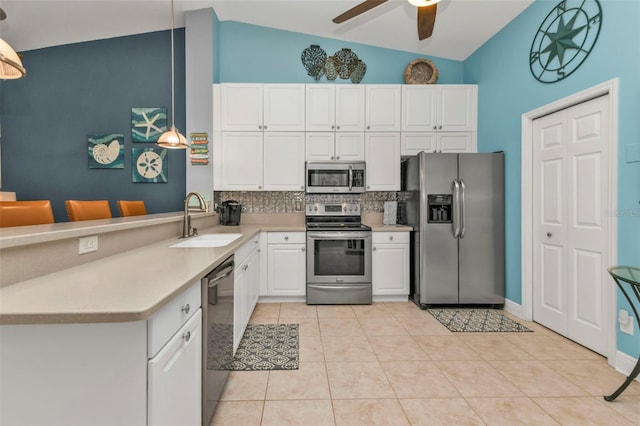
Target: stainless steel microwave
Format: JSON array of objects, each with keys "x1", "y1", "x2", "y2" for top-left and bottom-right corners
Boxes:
[{"x1": 305, "y1": 161, "x2": 366, "y2": 193}]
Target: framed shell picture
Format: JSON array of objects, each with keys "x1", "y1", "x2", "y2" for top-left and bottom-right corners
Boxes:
[
  {"x1": 132, "y1": 148, "x2": 168, "y2": 183},
  {"x1": 131, "y1": 107, "x2": 167, "y2": 142},
  {"x1": 88, "y1": 133, "x2": 124, "y2": 169}
]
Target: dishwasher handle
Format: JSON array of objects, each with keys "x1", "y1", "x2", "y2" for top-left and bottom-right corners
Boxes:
[{"x1": 202, "y1": 259, "x2": 234, "y2": 288}]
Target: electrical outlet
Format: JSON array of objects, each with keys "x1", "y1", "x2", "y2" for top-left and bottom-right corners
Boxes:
[
  {"x1": 78, "y1": 235, "x2": 98, "y2": 254},
  {"x1": 619, "y1": 309, "x2": 635, "y2": 336}
]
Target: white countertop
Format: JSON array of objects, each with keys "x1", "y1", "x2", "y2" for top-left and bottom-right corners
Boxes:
[{"x1": 0, "y1": 215, "x2": 409, "y2": 326}]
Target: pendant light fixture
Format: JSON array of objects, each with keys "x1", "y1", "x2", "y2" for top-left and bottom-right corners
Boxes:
[
  {"x1": 156, "y1": 0, "x2": 188, "y2": 149},
  {"x1": 0, "y1": 8, "x2": 27, "y2": 80}
]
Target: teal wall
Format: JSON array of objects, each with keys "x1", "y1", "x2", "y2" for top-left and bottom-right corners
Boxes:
[
  {"x1": 464, "y1": 0, "x2": 640, "y2": 358},
  {"x1": 216, "y1": 21, "x2": 464, "y2": 84}
]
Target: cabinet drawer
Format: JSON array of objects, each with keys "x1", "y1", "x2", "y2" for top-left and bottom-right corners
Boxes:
[
  {"x1": 235, "y1": 236, "x2": 260, "y2": 267},
  {"x1": 148, "y1": 280, "x2": 201, "y2": 358},
  {"x1": 267, "y1": 232, "x2": 305, "y2": 244},
  {"x1": 372, "y1": 232, "x2": 409, "y2": 244}
]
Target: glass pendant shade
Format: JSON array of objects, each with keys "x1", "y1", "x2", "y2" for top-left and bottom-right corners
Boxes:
[
  {"x1": 0, "y1": 38, "x2": 26, "y2": 79},
  {"x1": 408, "y1": 0, "x2": 440, "y2": 6},
  {"x1": 157, "y1": 126, "x2": 188, "y2": 149}
]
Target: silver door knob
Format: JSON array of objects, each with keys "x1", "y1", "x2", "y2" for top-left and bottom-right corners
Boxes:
[{"x1": 546, "y1": 232, "x2": 552, "y2": 237}]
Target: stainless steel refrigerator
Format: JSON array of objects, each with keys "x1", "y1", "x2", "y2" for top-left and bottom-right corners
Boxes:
[{"x1": 400, "y1": 152, "x2": 504, "y2": 307}]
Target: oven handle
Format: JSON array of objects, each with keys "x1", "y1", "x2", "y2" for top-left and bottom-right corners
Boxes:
[{"x1": 307, "y1": 232, "x2": 371, "y2": 240}]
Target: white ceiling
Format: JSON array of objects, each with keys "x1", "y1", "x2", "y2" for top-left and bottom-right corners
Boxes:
[{"x1": 0, "y1": 0, "x2": 534, "y2": 61}]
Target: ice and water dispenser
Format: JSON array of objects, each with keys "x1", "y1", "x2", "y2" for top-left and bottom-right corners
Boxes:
[{"x1": 427, "y1": 194, "x2": 452, "y2": 223}]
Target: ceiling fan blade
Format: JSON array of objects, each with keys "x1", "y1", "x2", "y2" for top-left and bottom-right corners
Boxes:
[
  {"x1": 333, "y1": 0, "x2": 389, "y2": 24},
  {"x1": 417, "y1": 4, "x2": 437, "y2": 40}
]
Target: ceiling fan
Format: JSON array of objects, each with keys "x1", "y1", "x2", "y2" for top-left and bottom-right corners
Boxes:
[{"x1": 332, "y1": 0, "x2": 440, "y2": 40}]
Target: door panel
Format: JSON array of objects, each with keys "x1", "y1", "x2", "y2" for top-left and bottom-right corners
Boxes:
[{"x1": 533, "y1": 95, "x2": 610, "y2": 356}]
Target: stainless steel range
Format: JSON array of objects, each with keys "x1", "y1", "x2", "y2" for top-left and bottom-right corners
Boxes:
[{"x1": 306, "y1": 202, "x2": 372, "y2": 305}]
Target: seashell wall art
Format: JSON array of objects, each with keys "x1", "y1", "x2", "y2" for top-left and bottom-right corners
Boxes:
[
  {"x1": 301, "y1": 45, "x2": 366, "y2": 83},
  {"x1": 88, "y1": 133, "x2": 125, "y2": 169}
]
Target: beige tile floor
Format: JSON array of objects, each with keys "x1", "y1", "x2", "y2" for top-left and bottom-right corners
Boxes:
[{"x1": 211, "y1": 302, "x2": 640, "y2": 426}]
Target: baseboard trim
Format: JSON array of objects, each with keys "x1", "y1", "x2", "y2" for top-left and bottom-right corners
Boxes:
[
  {"x1": 615, "y1": 350, "x2": 640, "y2": 382},
  {"x1": 503, "y1": 298, "x2": 525, "y2": 318}
]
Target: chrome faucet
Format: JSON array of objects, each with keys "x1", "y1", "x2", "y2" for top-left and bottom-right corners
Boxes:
[{"x1": 182, "y1": 192, "x2": 208, "y2": 238}]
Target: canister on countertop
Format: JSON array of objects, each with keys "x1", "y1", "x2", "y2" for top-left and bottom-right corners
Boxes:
[{"x1": 383, "y1": 201, "x2": 397, "y2": 225}]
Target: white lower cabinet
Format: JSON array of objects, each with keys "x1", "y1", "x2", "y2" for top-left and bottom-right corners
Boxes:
[
  {"x1": 266, "y1": 232, "x2": 306, "y2": 297},
  {"x1": 148, "y1": 310, "x2": 202, "y2": 426},
  {"x1": 233, "y1": 237, "x2": 261, "y2": 353},
  {"x1": 372, "y1": 232, "x2": 410, "y2": 297},
  {"x1": 0, "y1": 281, "x2": 202, "y2": 426}
]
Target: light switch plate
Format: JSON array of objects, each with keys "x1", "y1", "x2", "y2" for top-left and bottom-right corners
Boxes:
[{"x1": 79, "y1": 235, "x2": 98, "y2": 254}]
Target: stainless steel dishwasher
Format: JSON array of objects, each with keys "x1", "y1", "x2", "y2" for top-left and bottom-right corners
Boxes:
[{"x1": 201, "y1": 255, "x2": 234, "y2": 426}]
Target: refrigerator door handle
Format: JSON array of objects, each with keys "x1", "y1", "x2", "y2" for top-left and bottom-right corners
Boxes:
[
  {"x1": 452, "y1": 179, "x2": 461, "y2": 239},
  {"x1": 459, "y1": 178, "x2": 466, "y2": 239}
]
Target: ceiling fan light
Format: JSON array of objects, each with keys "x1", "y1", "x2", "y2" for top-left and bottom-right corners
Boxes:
[
  {"x1": 408, "y1": 0, "x2": 440, "y2": 7},
  {"x1": 157, "y1": 126, "x2": 189, "y2": 149},
  {"x1": 0, "y1": 38, "x2": 26, "y2": 79}
]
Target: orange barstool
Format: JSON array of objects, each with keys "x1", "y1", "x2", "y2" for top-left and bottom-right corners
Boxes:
[
  {"x1": 117, "y1": 200, "x2": 147, "y2": 217},
  {"x1": 0, "y1": 201, "x2": 55, "y2": 227},
  {"x1": 65, "y1": 200, "x2": 112, "y2": 222}
]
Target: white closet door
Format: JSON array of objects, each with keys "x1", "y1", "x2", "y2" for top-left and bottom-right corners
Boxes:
[{"x1": 533, "y1": 95, "x2": 610, "y2": 356}]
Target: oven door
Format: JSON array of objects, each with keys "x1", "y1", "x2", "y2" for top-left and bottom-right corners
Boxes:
[{"x1": 306, "y1": 231, "x2": 372, "y2": 284}]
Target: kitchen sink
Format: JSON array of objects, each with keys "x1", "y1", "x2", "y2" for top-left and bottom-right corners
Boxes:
[{"x1": 169, "y1": 233, "x2": 242, "y2": 248}]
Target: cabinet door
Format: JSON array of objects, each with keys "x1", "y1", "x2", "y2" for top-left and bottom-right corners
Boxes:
[
  {"x1": 233, "y1": 265, "x2": 246, "y2": 354},
  {"x1": 245, "y1": 248, "x2": 261, "y2": 311},
  {"x1": 264, "y1": 132, "x2": 305, "y2": 191},
  {"x1": 220, "y1": 132, "x2": 263, "y2": 190},
  {"x1": 335, "y1": 133, "x2": 365, "y2": 161},
  {"x1": 365, "y1": 133, "x2": 400, "y2": 191},
  {"x1": 401, "y1": 86, "x2": 437, "y2": 132},
  {"x1": 365, "y1": 85, "x2": 401, "y2": 132},
  {"x1": 372, "y1": 243, "x2": 409, "y2": 295},
  {"x1": 438, "y1": 132, "x2": 476, "y2": 153},
  {"x1": 305, "y1": 132, "x2": 335, "y2": 161},
  {"x1": 335, "y1": 85, "x2": 365, "y2": 131},
  {"x1": 306, "y1": 85, "x2": 335, "y2": 131},
  {"x1": 148, "y1": 310, "x2": 202, "y2": 426},
  {"x1": 267, "y1": 243, "x2": 306, "y2": 296},
  {"x1": 437, "y1": 85, "x2": 477, "y2": 131},
  {"x1": 220, "y1": 84, "x2": 263, "y2": 131},
  {"x1": 263, "y1": 84, "x2": 306, "y2": 131},
  {"x1": 401, "y1": 132, "x2": 437, "y2": 156}
]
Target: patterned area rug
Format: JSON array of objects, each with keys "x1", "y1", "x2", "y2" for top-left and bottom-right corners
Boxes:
[
  {"x1": 428, "y1": 309, "x2": 533, "y2": 332},
  {"x1": 229, "y1": 324, "x2": 299, "y2": 371}
]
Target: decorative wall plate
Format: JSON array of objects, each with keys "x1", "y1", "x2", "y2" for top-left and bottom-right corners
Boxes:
[{"x1": 404, "y1": 58, "x2": 439, "y2": 84}]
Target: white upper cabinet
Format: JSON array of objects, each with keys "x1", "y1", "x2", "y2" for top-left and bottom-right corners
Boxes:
[
  {"x1": 220, "y1": 84, "x2": 263, "y2": 131},
  {"x1": 263, "y1": 84, "x2": 306, "y2": 131},
  {"x1": 220, "y1": 84, "x2": 305, "y2": 131},
  {"x1": 305, "y1": 85, "x2": 365, "y2": 132},
  {"x1": 365, "y1": 132, "x2": 400, "y2": 191},
  {"x1": 402, "y1": 85, "x2": 477, "y2": 132},
  {"x1": 365, "y1": 85, "x2": 401, "y2": 132},
  {"x1": 219, "y1": 132, "x2": 264, "y2": 190},
  {"x1": 305, "y1": 132, "x2": 365, "y2": 161},
  {"x1": 264, "y1": 132, "x2": 306, "y2": 191},
  {"x1": 401, "y1": 132, "x2": 476, "y2": 155}
]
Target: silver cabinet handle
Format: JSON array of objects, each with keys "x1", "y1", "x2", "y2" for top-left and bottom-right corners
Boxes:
[
  {"x1": 182, "y1": 331, "x2": 191, "y2": 342},
  {"x1": 264, "y1": 125, "x2": 267, "y2": 130},
  {"x1": 243, "y1": 264, "x2": 248, "y2": 271},
  {"x1": 301, "y1": 247, "x2": 305, "y2": 252},
  {"x1": 433, "y1": 126, "x2": 437, "y2": 130},
  {"x1": 258, "y1": 125, "x2": 262, "y2": 130},
  {"x1": 438, "y1": 125, "x2": 442, "y2": 130},
  {"x1": 336, "y1": 125, "x2": 340, "y2": 130},
  {"x1": 301, "y1": 186, "x2": 304, "y2": 190},
  {"x1": 373, "y1": 247, "x2": 377, "y2": 251},
  {"x1": 388, "y1": 235, "x2": 394, "y2": 240},
  {"x1": 331, "y1": 156, "x2": 335, "y2": 160},
  {"x1": 258, "y1": 185, "x2": 262, "y2": 190},
  {"x1": 366, "y1": 125, "x2": 371, "y2": 130},
  {"x1": 336, "y1": 156, "x2": 340, "y2": 160},
  {"x1": 254, "y1": 240, "x2": 259, "y2": 244},
  {"x1": 547, "y1": 232, "x2": 552, "y2": 237},
  {"x1": 181, "y1": 304, "x2": 190, "y2": 315},
  {"x1": 284, "y1": 235, "x2": 289, "y2": 240}
]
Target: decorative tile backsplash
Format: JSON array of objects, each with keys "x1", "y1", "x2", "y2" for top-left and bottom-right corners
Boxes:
[{"x1": 214, "y1": 191, "x2": 398, "y2": 213}]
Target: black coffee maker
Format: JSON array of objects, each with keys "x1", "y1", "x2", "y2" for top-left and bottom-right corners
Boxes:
[{"x1": 218, "y1": 200, "x2": 242, "y2": 226}]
